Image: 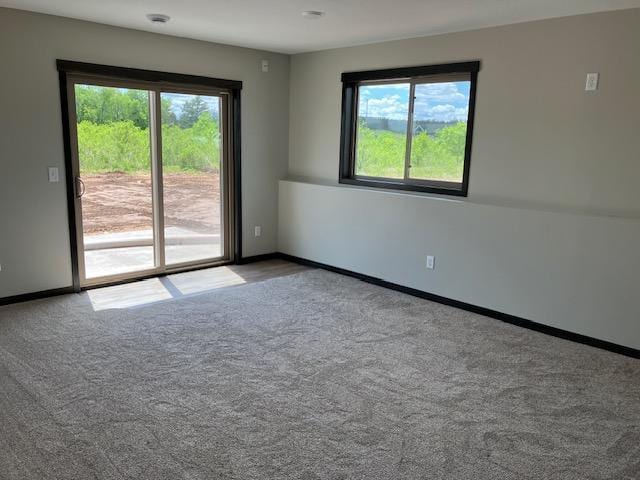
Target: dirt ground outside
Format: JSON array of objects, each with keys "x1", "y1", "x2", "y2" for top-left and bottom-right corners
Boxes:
[{"x1": 81, "y1": 172, "x2": 221, "y2": 236}]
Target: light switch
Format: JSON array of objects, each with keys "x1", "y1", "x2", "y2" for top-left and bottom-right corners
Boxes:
[
  {"x1": 261, "y1": 60, "x2": 269, "y2": 73},
  {"x1": 48, "y1": 167, "x2": 59, "y2": 183},
  {"x1": 426, "y1": 256, "x2": 435, "y2": 270},
  {"x1": 585, "y1": 73, "x2": 599, "y2": 91}
]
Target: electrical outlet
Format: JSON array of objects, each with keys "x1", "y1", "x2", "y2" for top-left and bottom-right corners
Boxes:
[
  {"x1": 426, "y1": 256, "x2": 435, "y2": 270},
  {"x1": 254, "y1": 225, "x2": 262, "y2": 237}
]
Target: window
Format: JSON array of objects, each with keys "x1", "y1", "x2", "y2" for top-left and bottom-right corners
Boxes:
[{"x1": 339, "y1": 61, "x2": 479, "y2": 196}]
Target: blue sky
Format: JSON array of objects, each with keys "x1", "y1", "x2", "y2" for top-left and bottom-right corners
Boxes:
[
  {"x1": 162, "y1": 92, "x2": 220, "y2": 118},
  {"x1": 359, "y1": 81, "x2": 470, "y2": 122}
]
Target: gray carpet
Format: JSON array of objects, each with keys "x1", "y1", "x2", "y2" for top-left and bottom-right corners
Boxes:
[{"x1": 0, "y1": 269, "x2": 638, "y2": 479}]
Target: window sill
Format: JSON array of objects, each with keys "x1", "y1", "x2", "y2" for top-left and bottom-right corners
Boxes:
[{"x1": 339, "y1": 176, "x2": 468, "y2": 197}]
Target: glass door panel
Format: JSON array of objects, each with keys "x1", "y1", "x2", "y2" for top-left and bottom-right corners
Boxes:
[
  {"x1": 74, "y1": 84, "x2": 156, "y2": 280},
  {"x1": 160, "y1": 92, "x2": 224, "y2": 266}
]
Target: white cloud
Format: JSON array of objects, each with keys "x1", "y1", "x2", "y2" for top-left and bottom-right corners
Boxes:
[
  {"x1": 360, "y1": 94, "x2": 408, "y2": 120},
  {"x1": 360, "y1": 83, "x2": 410, "y2": 97},
  {"x1": 358, "y1": 81, "x2": 469, "y2": 122},
  {"x1": 415, "y1": 82, "x2": 467, "y2": 104}
]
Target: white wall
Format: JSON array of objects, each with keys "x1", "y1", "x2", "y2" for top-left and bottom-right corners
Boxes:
[
  {"x1": 279, "y1": 180, "x2": 640, "y2": 349},
  {"x1": 0, "y1": 8, "x2": 289, "y2": 297},
  {"x1": 281, "y1": 9, "x2": 640, "y2": 348}
]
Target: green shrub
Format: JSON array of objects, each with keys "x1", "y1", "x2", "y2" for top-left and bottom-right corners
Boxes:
[
  {"x1": 162, "y1": 112, "x2": 220, "y2": 173},
  {"x1": 77, "y1": 113, "x2": 220, "y2": 174},
  {"x1": 77, "y1": 120, "x2": 151, "y2": 172},
  {"x1": 356, "y1": 122, "x2": 467, "y2": 181},
  {"x1": 356, "y1": 123, "x2": 406, "y2": 178}
]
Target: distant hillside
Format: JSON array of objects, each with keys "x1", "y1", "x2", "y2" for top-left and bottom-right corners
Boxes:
[{"x1": 362, "y1": 117, "x2": 460, "y2": 135}]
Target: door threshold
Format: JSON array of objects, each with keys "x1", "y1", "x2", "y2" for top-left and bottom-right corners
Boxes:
[{"x1": 81, "y1": 259, "x2": 233, "y2": 291}]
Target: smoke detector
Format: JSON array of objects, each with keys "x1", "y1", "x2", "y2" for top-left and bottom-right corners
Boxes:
[
  {"x1": 302, "y1": 11, "x2": 325, "y2": 19},
  {"x1": 146, "y1": 13, "x2": 171, "y2": 24}
]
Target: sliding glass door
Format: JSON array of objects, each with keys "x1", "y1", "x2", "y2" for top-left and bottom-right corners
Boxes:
[
  {"x1": 160, "y1": 92, "x2": 224, "y2": 266},
  {"x1": 66, "y1": 75, "x2": 232, "y2": 287}
]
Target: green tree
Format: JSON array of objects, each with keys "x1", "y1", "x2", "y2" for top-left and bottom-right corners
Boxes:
[
  {"x1": 163, "y1": 112, "x2": 220, "y2": 172},
  {"x1": 74, "y1": 86, "x2": 222, "y2": 174},
  {"x1": 161, "y1": 97, "x2": 178, "y2": 126},
  {"x1": 124, "y1": 89, "x2": 149, "y2": 128},
  {"x1": 435, "y1": 122, "x2": 467, "y2": 161},
  {"x1": 75, "y1": 85, "x2": 149, "y2": 129},
  {"x1": 179, "y1": 96, "x2": 209, "y2": 128}
]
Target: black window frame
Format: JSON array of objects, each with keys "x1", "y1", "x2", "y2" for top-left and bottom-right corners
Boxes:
[{"x1": 339, "y1": 61, "x2": 480, "y2": 197}]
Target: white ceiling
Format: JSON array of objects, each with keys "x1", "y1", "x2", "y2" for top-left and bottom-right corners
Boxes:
[{"x1": 2, "y1": 0, "x2": 640, "y2": 53}]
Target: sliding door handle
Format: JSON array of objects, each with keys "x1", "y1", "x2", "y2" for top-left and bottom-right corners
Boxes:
[{"x1": 75, "y1": 177, "x2": 86, "y2": 198}]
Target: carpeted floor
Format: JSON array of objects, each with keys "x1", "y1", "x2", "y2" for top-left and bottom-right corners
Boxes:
[{"x1": 0, "y1": 268, "x2": 638, "y2": 479}]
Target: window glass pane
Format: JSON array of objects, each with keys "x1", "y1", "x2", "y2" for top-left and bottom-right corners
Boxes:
[
  {"x1": 161, "y1": 92, "x2": 223, "y2": 265},
  {"x1": 74, "y1": 84, "x2": 155, "y2": 279},
  {"x1": 409, "y1": 80, "x2": 470, "y2": 183},
  {"x1": 355, "y1": 83, "x2": 410, "y2": 179}
]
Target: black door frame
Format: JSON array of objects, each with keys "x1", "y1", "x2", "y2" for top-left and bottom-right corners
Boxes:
[{"x1": 57, "y1": 60, "x2": 243, "y2": 292}]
